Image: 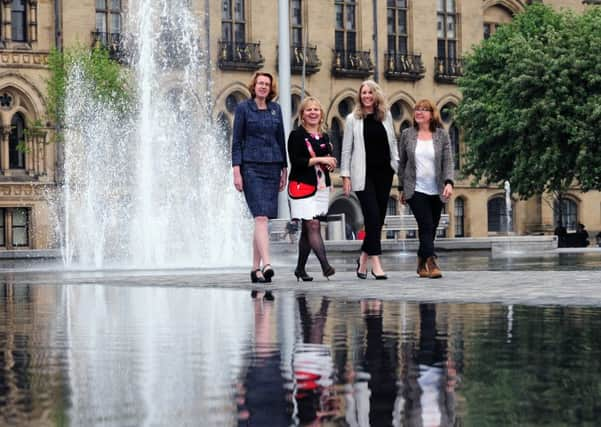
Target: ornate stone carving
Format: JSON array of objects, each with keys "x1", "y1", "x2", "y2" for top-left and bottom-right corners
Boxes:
[{"x1": 0, "y1": 51, "x2": 48, "y2": 67}]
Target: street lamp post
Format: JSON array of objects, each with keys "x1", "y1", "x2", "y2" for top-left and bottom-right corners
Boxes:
[{"x1": 278, "y1": 0, "x2": 292, "y2": 218}]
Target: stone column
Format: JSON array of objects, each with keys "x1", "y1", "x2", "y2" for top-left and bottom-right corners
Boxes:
[
  {"x1": 28, "y1": 0, "x2": 38, "y2": 43},
  {"x1": 2, "y1": 0, "x2": 11, "y2": 43},
  {"x1": 25, "y1": 134, "x2": 33, "y2": 175},
  {"x1": 1, "y1": 125, "x2": 10, "y2": 174}
]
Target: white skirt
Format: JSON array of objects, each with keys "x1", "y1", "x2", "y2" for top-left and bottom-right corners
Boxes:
[{"x1": 290, "y1": 187, "x2": 330, "y2": 220}]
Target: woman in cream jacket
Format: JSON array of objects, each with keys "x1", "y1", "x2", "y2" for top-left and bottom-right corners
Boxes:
[{"x1": 340, "y1": 80, "x2": 399, "y2": 280}]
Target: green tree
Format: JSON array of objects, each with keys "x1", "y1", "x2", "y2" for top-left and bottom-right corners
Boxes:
[
  {"x1": 47, "y1": 46, "x2": 131, "y2": 140},
  {"x1": 455, "y1": 4, "x2": 601, "y2": 198}
]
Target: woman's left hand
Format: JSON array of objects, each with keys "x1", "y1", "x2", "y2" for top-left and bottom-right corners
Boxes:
[
  {"x1": 442, "y1": 183, "x2": 453, "y2": 200},
  {"x1": 279, "y1": 168, "x2": 288, "y2": 191}
]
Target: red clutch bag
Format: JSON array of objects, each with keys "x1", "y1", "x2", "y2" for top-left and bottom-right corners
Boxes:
[{"x1": 288, "y1": 180, "x2": 317, "y2": 199}]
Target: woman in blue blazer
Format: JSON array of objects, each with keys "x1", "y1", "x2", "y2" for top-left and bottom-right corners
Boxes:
[{"x1": 232, "y1": 72, "x2": 288, "y2": 283}]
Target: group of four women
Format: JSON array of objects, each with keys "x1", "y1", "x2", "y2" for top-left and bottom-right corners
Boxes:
[{"x1": 232, "y1": 72, "x2": 454, "y2": 283}]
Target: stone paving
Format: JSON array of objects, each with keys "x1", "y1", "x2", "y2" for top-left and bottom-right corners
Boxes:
[{"x1": 5, "y1": 264, "x2": 601, "y2": 307}]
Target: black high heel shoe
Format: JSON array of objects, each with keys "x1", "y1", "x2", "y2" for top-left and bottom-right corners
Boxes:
[
  {"x1": 250, "y1": 269, "x2": 266, "y2": 283},
  {"x1": 262, "y1": 264, "x2": 274, "y2": 282},
  {"x1": 371, "y1": 270, "x2": 388, "y2": 280},
  {"x1": 294, "y1": 269, "x2": 314, "y2": 282},
  {"x1": 356, "y1": 259, "x2": 367, "y2": 280},
  {"x1": 323, "y1": 266, "x2": 335, "y2": 280}
]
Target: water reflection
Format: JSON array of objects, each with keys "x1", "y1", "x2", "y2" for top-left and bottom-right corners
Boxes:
[
  {"x1": 238, "y1": 292, "x2": 288, "y2": 425},
  {"x1": 293, "y1": 297, "x2": 338, "y2": 425},
  {"x1": 1, "y1": 282, "x2": 601, "y2": 426}
]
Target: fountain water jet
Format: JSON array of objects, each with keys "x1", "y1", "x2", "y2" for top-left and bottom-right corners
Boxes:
[{"x1": 61, "y1": 0, "x2": 250, "y2": 269}]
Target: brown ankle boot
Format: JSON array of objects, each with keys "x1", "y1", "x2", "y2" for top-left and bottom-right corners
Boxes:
[
  {"x1": 417, "y1": 257, "x2": 429, "y2": 278},
  {"x1": 426, "y1": 257, "x2": 442, "y2": 279}
]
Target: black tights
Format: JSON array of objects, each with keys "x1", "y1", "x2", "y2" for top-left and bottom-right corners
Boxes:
[{"x1": 296, "y1": 219, "x2": 331, "y2": 272}]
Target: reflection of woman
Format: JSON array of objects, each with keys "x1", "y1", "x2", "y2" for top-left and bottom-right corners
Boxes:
[
  {"x1": 287, "y1": 97, "x2": 336, "y2": 281},
  {"x1": 341, "y1": 80, "x2": 399, "y2": 280},
  {"x1": 398, "y1": 99, "x2": 454, "y2": 278},
  {"x1": 294, "y1": 297, "x2": 339, "y2": 424},
  {"x1": 232, "y1": 72, "x2": 287, "y2": 283},
  {"x1": 398, "y1": 304, "x2": 456, "y2": 426},
  {"x1": 361, "y1": 300, "x2": 398, "y2": 426},
  {"x1": 237, "y1": 296, "x2": 289, "y2": 426}
]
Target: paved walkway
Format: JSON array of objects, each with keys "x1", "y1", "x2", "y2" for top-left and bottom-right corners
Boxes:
[{"x1": 6, "y1": 267, "x2": 601, "y2": 307}]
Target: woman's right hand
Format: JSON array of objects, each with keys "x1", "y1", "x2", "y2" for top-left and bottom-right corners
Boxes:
[
  {"x1": 233, "y1": 166, "x2": 243, "y2": 192},
  {"x1": 399, "y1": 191, "x2": 406, "y2": 204},
  {"x1": 320, "y1": 156, "x2": 337, "y2": 171},
  {"x1": 342, "y1": 177, "x2": 351, "y2": 197}
]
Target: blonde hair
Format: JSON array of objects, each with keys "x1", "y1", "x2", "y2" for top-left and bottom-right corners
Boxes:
[
  {"x1": 412, "y1": 99, "x2": 442, "y2": 132},
  {"x1": 248, "y1": 72, "x2": 277, "y2": 102},
  {"x1": 353, "y1": 80, "x2": 388, "y2": 122},
  {"x1": 299, "y1": 96, "x2": 327, "y2": 133}
]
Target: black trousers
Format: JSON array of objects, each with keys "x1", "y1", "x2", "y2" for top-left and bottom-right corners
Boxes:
[
  {"x1": 356, "y1": 169, "x2": 393, "y2": 256},
  {"x1": 407, "y1": 191, "x2": 444, "y2": 259}
]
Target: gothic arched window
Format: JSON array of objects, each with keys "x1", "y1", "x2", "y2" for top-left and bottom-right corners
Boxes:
[{"x1": 9, "y1": 112, "x2": 26, "y2": 169}]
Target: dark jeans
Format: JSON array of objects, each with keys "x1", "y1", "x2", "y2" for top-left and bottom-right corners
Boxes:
[
  {"x1": 356, "y1": 169, "x2": 393, "y2": 256},
  {"x1": 407, "y1": 191, "x2": 443, "y2": 259}
]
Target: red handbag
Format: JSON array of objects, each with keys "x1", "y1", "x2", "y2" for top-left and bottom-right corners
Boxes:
[{"x1": 288, "y1": 180, "x2": 317, "y2": 199}]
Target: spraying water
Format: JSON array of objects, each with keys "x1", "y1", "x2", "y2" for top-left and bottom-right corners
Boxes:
[{"x1": 62, "y1": 0, "x2": 250, "y2": 269}]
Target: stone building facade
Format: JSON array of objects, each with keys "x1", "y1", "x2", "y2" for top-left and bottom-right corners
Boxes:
[{"x1": 0, "y1": 0, "x2": 599, "y2": 251}]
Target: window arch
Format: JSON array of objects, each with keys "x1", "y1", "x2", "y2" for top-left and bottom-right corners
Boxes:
[
  {"x1": 337, "y1": 96, "x2": 354, "y2": 118},
  {"x1": 487, "y1": 195, "x2": 513, "y2": 233},
  {"x1": 9, "y1": 112, "x2": 26, "y2": 169},
  {"x1": 454, "y1": 197, "x2": 464, "y2": 237},
  {"x1": 225, "y1": 91, "x2": 246, "y2": 114},
  {"x1": 390, "y1": 98, "x2": 413, "y2": 137},
  {"x1": 554, "y1": 197, "x2": 578, "y2": 231}
]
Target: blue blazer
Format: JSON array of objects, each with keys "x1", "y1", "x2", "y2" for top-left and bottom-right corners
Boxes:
[{"x1": 231, "y1": 98, "x2": 287, "y2": 167}]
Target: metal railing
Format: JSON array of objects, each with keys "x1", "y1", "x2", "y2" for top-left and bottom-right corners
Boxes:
[
  {"x1": 290, "y1": 44, "x2": 321, "y2": 75},
  {"x1": 384, "y1": 52, "x2": 425, "y2": 81},
  {"x1": 91, "y1": 31, "x2": 123, "y2": 61},
  {"x1": 332, "y1": 49, "x2": 374, "y2": 78},
  {"x1": 434, "y1": 56, "x2": 464, "y2": 83},
  {"x1": 218, "y1": 40, "x2": 264, "y2": 71}
]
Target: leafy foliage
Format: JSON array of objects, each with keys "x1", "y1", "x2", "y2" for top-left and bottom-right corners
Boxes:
[
  {"x1": 456, "y1": 4, "x2": 601, "y2": 198},
  {"x1": 47, "y1": 46, "x2": 131, "y2": 135}
]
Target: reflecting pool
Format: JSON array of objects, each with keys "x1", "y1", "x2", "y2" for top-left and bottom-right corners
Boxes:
[{"x1": 1, "y1": 280, "x2": 600, "y2": 426}]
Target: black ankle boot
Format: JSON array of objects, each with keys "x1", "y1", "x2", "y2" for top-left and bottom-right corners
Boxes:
[{"x1": 294, "y1": 269, "x2": 313, "y2": 282}]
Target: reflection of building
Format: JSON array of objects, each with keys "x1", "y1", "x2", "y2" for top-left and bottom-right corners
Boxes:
[{"x1": 2, "y1": 0, "x2": 600, "y2": 250}]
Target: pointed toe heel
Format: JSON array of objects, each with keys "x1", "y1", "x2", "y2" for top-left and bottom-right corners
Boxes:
[
  {"x1": 371, "y1": 271, "x2": 388, "y2": 280},
  {"x1": 294, "y1": 269, "x2": 313, "y2": 282},
  {"x1": 356, "y1": 258, "x2": 367, "y2": 280}
]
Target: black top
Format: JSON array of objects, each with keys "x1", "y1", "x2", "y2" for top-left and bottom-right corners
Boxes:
[
  {"x1": 363, "y1": 113, "x2": 391, "y2": 172},
  {"x1": 287, "y1": 127, "x2": 332, "y2": 187}
]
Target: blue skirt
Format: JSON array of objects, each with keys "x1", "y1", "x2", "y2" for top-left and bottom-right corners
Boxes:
[{"x1": 242, "y1": 162, "x2": 282, "y2": 218}]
